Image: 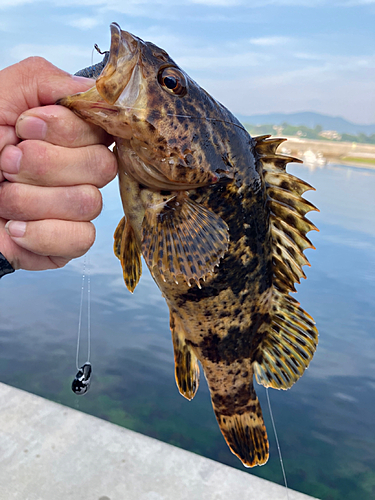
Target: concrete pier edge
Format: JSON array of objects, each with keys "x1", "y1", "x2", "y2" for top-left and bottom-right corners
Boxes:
[{"x1": 0, "y1": 382, "x2": 318, "y2": 500}]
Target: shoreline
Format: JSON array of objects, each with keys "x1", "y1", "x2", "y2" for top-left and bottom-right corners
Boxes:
[{"x1": 277, "y1": 136, "x2": 375, "y2": 169}]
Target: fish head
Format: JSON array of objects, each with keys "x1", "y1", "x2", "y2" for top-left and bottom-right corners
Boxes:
[{"x1": 59, "y1": 23, "x2": 237, "y2": 189}]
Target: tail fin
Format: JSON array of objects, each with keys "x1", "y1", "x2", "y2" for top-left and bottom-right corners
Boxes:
[{"x1": 213, "y1": 394, "x2": 269, "y2": 467}]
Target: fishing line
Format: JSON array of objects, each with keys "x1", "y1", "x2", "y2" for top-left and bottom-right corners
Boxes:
[
  {"x1": 72, "y1": 254, "x2": 92, "y2": 395},
  {"x1": 266, "y1": 387, "x2": 290, "y2": 500}
]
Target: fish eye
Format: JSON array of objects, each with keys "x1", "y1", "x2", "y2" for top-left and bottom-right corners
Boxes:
[{"x1": 158, "y1": 67, "x2": 187, "y2": 97}]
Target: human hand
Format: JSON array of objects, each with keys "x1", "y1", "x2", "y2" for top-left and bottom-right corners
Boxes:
[{"x1": 0, "y1": 57, "x2": 117, "y2": 271}]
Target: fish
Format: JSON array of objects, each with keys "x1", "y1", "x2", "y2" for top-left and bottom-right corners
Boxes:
[{"x1": 58, "y1": 22, "x2": 318, "y2": 467}]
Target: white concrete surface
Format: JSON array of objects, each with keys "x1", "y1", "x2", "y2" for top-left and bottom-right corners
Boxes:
[{"x1": 0, "y1": 382, "x2": 318, "y2": 500}]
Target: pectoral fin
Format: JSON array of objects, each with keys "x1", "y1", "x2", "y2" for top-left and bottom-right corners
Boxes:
[
  {"x1": 141, "y1": 193, "x2": 229, "y2": 286},
  {"x1": 114, "y1": 217, "x2": 142, "y2": 293}
]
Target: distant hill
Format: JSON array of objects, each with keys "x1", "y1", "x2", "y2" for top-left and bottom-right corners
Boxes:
[{"x1": 235, "y1": 112, "x2": 375, "y2": 135}]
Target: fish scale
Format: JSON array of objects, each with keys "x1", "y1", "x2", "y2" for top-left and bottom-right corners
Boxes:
[{"x1": 59, "y1": 22, "x2": 318, "y2": 467}]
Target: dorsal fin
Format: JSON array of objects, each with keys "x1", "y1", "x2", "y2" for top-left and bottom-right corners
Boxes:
[
  {"x1": 254, "y1": 134, "x2": 318, "y2": 294},
  {"x1": 253, "y1": 135, "x2": 319, "y2": 389}
]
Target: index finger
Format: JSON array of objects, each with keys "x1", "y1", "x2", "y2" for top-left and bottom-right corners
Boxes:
[{"x1": 0, "y1": 57, "x2": 95, "y2": 127}]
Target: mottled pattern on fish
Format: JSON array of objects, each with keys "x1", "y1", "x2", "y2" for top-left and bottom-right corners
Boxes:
[{"x1": 59, "y1": 23, "x2": 318, "y2": 467}]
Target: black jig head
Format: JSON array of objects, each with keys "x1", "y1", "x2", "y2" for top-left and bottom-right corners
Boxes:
[{"x1": 72, "y1": 362, "x2": 92, "y2": 395}]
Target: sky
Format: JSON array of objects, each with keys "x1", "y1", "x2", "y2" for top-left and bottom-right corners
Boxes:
[{"x1": 0, "y1": 0, "x2": 374, "y2": 124}]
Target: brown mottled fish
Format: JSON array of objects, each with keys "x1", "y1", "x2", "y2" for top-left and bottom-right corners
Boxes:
[{"x1": 59, "y1": 22, "x2": 318, "y2": 467}]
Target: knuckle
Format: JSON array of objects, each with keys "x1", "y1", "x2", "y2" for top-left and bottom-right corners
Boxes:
[
  {"x1": 78, "y1": 185, "x2": 102, "y2": 219},
  {"x1": 8, "y1": 183, "x2": 23, "y2": 215},
  {"x1": 19, "y1": 57, "x2": 57, "y2": 92},
  {"x1": 60, "y1": 115, "x2": 85, "y2": 147},
  {"x1": 76, "y1": 222, "x2": 96, "y2": 255},
  {"x1": 20, "y1": 56, "x2": 51, "y2": 72},
  {"x1": 105, "y1": 149, "x2": 118, "y2": 181},
  {"x1": 0, "y1": 183, "x2": 24, "y2": 219},
  {"x1": 19, "y1": 140, "x2": 51, "y2": 178},
  {"x1": 88, "y1": 146, "x2": 118, "y2": 187},
  {"x1": 86, "y1": 222, "x2": 96, "y2": 248}
]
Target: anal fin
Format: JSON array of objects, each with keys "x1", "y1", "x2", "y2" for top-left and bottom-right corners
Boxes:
[
  {"x1": 254, "y1": 289, "x2": 318, "y2": 389},
  {"x1": 170, "y1": 312, "x2": 199, "y2": 400},
  {"x1": 113, "y1": 217, "x2": 142, "y2": 293}
]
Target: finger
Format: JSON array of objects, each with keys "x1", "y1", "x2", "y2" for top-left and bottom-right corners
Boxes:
[
  {"x1": 16, "y1": 105, "x2": 113, "y2": 148},
  {"x1": 5, "y1": 219, "x2": 95, "y2": 260},
  {"x1": 0, "y1": 222, "x2": 70, "y2": 271},
  {"x1": 0, "y1": 141, "x2": 117, "y2": 188},
  {"x1": 0, "y1": 181, "x2": 102, "y2": 222},
  {"x1": 0, "y1": 125, "x2": 19, "y2": 153},
  {"x1": 0, "y1": 126, "x2": 19, "y2": 182},
  {"x1": 1, "y1": 57, "x2": 96, "y2": 125}
]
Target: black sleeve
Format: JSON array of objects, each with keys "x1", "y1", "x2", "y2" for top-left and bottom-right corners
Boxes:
[
  {"x1": 74, "y1": 52, "x2": 109, "y2": 79},
  {"x1": 0, "y1": 252, "x2": 15, "y2": 279}
]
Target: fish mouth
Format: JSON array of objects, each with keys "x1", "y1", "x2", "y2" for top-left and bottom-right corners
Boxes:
[
  {"x1": 57, "y1": 23, "x2": 141, "y2": 133},
  {"x1": 96, "y1": 22, "x2": 140, "y2": 106}
]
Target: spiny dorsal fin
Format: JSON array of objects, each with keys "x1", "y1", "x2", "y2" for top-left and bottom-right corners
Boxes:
[
  {"x1": 170, "y1": 312, "x2": 200, "y2": 400},
  {"x1": 113, "y1": 217, "x2": 142, "y2": 293},
  {"x1": 254, "y1": 136, "x2": 286, "y2": 155},
  {"x1": 252, "y1": 135, "x2": 318, "y2": 389},
  {"x1": 254, "y1": 134, "x2": 318, "y2": 294},
  {"x1": 141, "y1": 194, "x2": 229, "y2": 287},
  {"x1": 264, "y1": 171, "x2": 315, "y2": 196},
  {"x1": 255, "y1": 135, "x2": 302, "y2": 172}
]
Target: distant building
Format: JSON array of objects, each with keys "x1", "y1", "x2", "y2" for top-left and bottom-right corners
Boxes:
[{"x1": 319, "y1": 130, "x2": 342, "y2": 140}]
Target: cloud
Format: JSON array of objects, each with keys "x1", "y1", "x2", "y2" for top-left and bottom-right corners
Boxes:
[
  {"x1": 294, "y1": 52, "x2": 326, "y2": 61},
  {"x1": 1, "y1": 0, "x2": 374, "y2": 123},
  {"x1": 0, "y1": 0, "x2": 337, "y2": 12},
  {"x1": 339, "y1": 0, "x2": 375, "y2": 4},
  {"x1": 0, "y1": 0, "x2": 35, "y2": 8},
  {"x1": 249, "y1": 36, "x2": 291, "y2": 46},
  {"x1": 67, "y1": 17, "x2": 101, "y2": 30},
  {"x1": 178, "y1": 51, "x2": 267, "y2": 72},
  {"x1": 190, "y1": 0, "x2": 241, "y2": 5}
]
